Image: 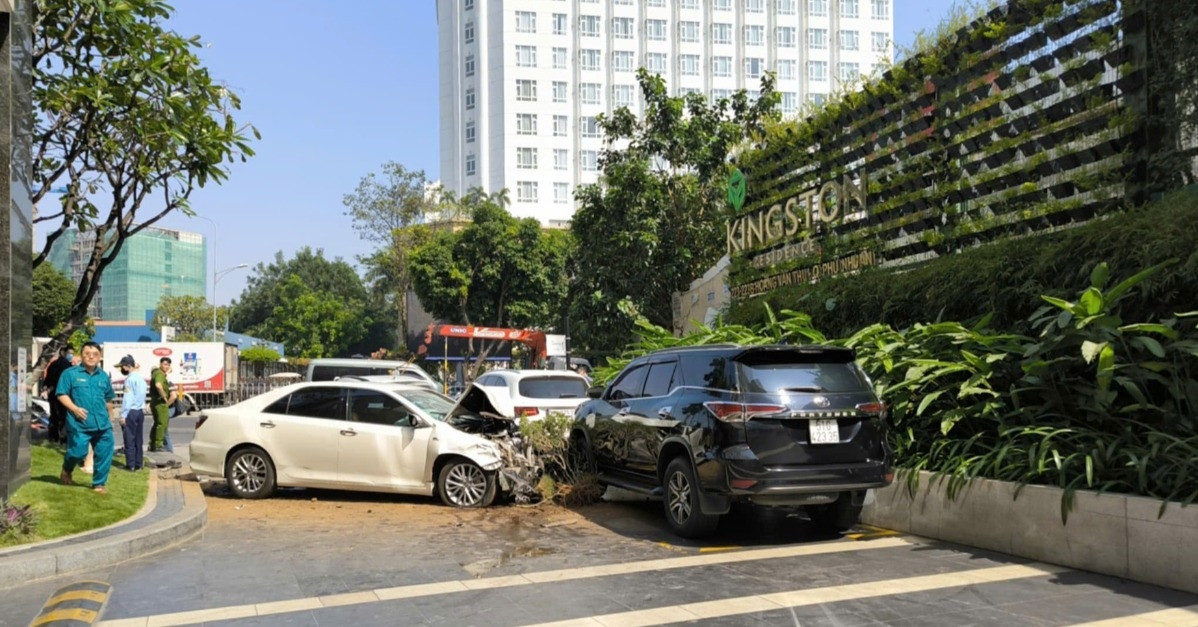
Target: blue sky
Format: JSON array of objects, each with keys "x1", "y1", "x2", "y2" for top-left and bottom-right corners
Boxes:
[{"x1": 154, "y1": 0, "x2": 965, "y2": 305}]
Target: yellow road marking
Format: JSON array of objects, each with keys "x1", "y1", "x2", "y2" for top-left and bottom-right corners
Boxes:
[
  {"x1": 697, "y1": 546, "x2": 740, "y2": 554},
  {"x1": 45, "y1": 589, "x2": 110, "y2": 605},
  {"x1": 1066, "y1": 606, "x2": 1198, "y2": 626},
  {"x1": 524, "y1": 563, "x2": 1070, "y2": 627},
  {"x1": 31, "y1": 608, "x2": 100, "y2": 625},
  {"x1": 99, "y1": 537, "x2": 912, "y2": 627}
]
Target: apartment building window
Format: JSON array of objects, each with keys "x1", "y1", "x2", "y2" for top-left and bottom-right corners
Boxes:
[
  {"x1": 808, "y1": 60, "x2": 828, "y2": 81},
  {"x1": 679, "y1": 54, "x2": 700, "y2": 76},
  {"x1": 777, "y1": 26, "x2": 796, "y2": 47},
  {"x1": 715, "y1": 0, "x2": 732, "y2": 10},
  {"x1": 712, "y1": 56, "x2": 732, "y2": 78},
  {"x1": 681, "y1": 0, "x2": 700, "y2": 8},
  {"x1": 777, "y1": 59, "x2": 796, "y2": 80},
  {"x1": 465, "y1": 154, "x2": 476, "y2": 175},
  {"x1": 838, "y1": 62, "x2": 859, "y2": 82},
  {"x1": 613, "y1": 0, "x2": 633, "y2": 4},
  {"x1": 464, "y1": 0, "x2": 473, "y2": 10},
  {"x1": 678, "y1": 87, "x2": 700, "y2": 96},
  {"x1": 781, "y1": 92, "x2": 797, "y2": 114},
  {"x1": 872, "y1": 0, "x2": 890, "y2": 19},
  {"x1": 553, "y1": 47, "x2": 567, "y2": 69},
  {"x1": 516, "y1": 79, "x2": 537, "y2": 101},
  {"x1": 579, "y1": 116, "x2": 601, "y2": 138},
  {"x1": 516, "y1": 45, "x2": 537, "y2": 68},
  {"x1": 553, "y1": 81, "x2": 567, "y2": 103},
  {"x1": 612, "y1": 17, "x2": 634, "y2": 39},
  {"x1": 553, "y1": 13, "x2": 567, "y2": 35},
  {"x1": 646, "y1": 52, "x2": 667, "y2": 74},
  {"x1": 516, "y1": 113, "x2": 537, "y2": 135},
  {"x1": 809, "y1": 0, "x2": 827, "y2": 17},
  {"x1": 748, "y1": 90, "x2": 760, "y2": 102},
  {"x1": 746, "y1": 0, "x2": 764, "y2": 13},
  {"x1": 810, "y1": 93, "x2": 827, "y2": 105},
  {"x1": 554, "y1": 182, "x2": 569, "y2": 204},
  {"x1": 744, "y1": 25, "x2": 764, "y2": 46},
  {"x1": 841, "y1": 0, "x2": 860, "y2": 18},
  {"x1": 647, "y1": 0, "x2": 665, "y2": 6},
  {"x1": 809, "y1": 28, "x2": 828, "y2": 49},
  {"x1": 580, "y1": 49, "x2": 601, "y2": 71},
  {"x1": 579, "y1": 82, "x2": 601, "y2": 105},
  {"x1": 465, "y1": 121, "x2": 476, "y2": 143},
  {"x1": 840, "y1": 30, "x2": 860, "y2": 51},
  {"x1": 679, "y1": 21, "x2": 700, "y2": 43},
  {"x1": 580, "y1": 150, "x2": 598, "y2": 171},
  {"x1": 465, "y1": 54, "x2": 475, "y2": 77},
  {"x1": 553, "y1": 115, "x2": 568, "y2": 137},
  {"x1": 465, "y1": 88, "x2": 475, "y2": 110},
  {"x1": 516, "y1": 11, "x2": 536, "y2": 33},
  {"x1": 871, "y1": 31, "x2": 889, "y2": 52},
  {"x1": 612, "y1": 84, "x2": 634, "y2": 107},
  {"x1": 613, "y1": 51, "x2": 635, "y2": 73},
  {"x1": 579, "y1": 15, "x2": 600, "y2": 37},
  {"x1": 711, "y1": 88, "x2": 732, "y2": 101},
  {"x1": 777, "y1": 0, "x2": 796, "y2": 15},
  {"x1": 646, "y1": 19, "x2": 666, "y2": 41},
  {"x1": 464, "y1": 22, "x2": 475, "y2": 44},
  {"x1": 554, "y1": 149, "x2": 568, "y2": 170},
  {"x1": 516, "y1": 147, "x2": 538, "y2": 170},
  {"x1": 745, "y1": 57, "x2": 764, "y2": 79},
  {"x1": 712, "y1": 23, "x2": 732, "y2": 44},
  {"x1": 517, "y1": 181, "x2": 538, "y2": 203}
]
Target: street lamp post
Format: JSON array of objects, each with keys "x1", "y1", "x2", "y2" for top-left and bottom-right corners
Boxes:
[{"x1": 212, "y1": 264, "x2": 249, "y2": 340}]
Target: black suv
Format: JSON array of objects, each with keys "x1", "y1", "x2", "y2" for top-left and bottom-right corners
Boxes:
[{"x1": 571, "y1": 344, "x2": 892, "y2": 538}]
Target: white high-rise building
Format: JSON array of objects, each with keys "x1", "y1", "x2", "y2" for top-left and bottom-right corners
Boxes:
[{"x1": 437, "y1": 0, "x2": 894, "y2": 226}]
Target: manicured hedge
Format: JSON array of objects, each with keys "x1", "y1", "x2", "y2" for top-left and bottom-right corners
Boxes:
[{"x1": 728, "y1": 191, "x2": 1198, "y2": 337}]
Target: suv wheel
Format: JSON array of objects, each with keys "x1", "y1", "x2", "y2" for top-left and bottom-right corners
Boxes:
[
  {"x1": 806, "y1": 497, "x2": 862, "y2": 534},
  {"x1": 662, "y1": 457, "x2": 720, "y2": 538}
]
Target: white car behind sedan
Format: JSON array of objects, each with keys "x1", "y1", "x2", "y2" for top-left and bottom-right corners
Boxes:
[
  {"x1": 469, "y1": 369, "x2": 590, "y2": 421},
  {"x1": 189, "y1": 380, "x2": 516, "y2": 507}
]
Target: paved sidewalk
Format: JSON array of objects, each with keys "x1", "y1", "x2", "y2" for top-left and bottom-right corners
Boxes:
[{"x1": 0, "y1": 468, "x2": 207, "y2": 590}]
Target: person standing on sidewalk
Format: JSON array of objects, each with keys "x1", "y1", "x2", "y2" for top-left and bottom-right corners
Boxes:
[
  {"x1": 149, "y1": 357, "x2": 177, "y2": 452},
  {"x1": 55, "y1": 341, "x2": 116, "y2": 494},
  {"x1": 116, "y1": 355, "x2": 147, "y2": 471},
  {"x1": 42, "y1": 345, "x2": 73, "y2": 444}
]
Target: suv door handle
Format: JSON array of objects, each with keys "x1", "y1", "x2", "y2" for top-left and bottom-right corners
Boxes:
[
  {"x1": 340, "y1": 428, "x2": 357, "y2": 436},
  {"x1": 259, "y1": 421, "x2": 276, "y2": 428}
]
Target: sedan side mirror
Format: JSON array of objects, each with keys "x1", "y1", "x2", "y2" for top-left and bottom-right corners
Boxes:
[{"x1": 587, "y1": 385, "x2": 604, "y2": 399}]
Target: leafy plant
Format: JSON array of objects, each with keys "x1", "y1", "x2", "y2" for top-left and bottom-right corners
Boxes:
[{"x1": 0, "y1": 501, "x2": 38, "y2": 541}]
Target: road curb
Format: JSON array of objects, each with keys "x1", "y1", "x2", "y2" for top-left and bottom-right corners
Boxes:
[{"x1": 0, "y1": 478, "x2": 206, "y2": 589}]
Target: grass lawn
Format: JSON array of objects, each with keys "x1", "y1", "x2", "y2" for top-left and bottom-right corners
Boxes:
[{"x1": 1, "y1": 443, "x2": 149, "y2": 548}]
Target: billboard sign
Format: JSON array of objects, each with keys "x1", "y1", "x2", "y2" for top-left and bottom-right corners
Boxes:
[{"x1": 102, "y1": 342, "x2": 227, "y2": 393}]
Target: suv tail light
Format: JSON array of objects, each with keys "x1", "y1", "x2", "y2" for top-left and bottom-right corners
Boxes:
[
  {"x1": 855, "y1": 402, "x2": 886, "y2": 416},
  {"x1": 515, "y1": 407, "x2": 540, "y2": 418},
  {"x1": 704, "y1": 402, "x2": 787, "y2": 423}
]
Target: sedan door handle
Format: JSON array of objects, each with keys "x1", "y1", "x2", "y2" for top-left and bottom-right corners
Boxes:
[
  {"x1": 340, "y1": 429, "x2": 357, "y2": 436},
  {"x1": 259, "y1": 421, "x2": 276, "y2": 429},
  {"x1": 657, "y1": 406, "x2": 672, "y2": 418},
  {"x1": 617, "y1": 407, "x2": 630, "y2": 415}
]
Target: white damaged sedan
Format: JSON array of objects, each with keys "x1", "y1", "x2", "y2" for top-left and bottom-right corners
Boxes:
[{"x1": 189, "y1": 380, "x2": 524, "y2": 507}]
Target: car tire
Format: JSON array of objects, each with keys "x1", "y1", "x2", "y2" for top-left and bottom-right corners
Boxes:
[
  {"x1": 225, "y1": 446, "x2": 276, "y2": 499},
  {"x1": 662, "y1": 457, "x2": 720, "y2": 538},
  {"x1": 438, "y1": 459, "x2": 497, "y2": 508},
  {"x1": 806, "y1": 497, "x2": 862, "y2": 534}
]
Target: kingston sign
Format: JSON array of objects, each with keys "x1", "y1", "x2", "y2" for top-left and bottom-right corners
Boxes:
[{"x1": 727, "y1": 170, "x2": 870, "y2": 255}]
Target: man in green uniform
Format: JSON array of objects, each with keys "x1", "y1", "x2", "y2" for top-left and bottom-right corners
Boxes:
[
  {"x1": 149, "y1": 356, "x2": 177, "y2": 452},
  {"x1": 55, "y1": 341, "x2": 116, "y2": 493}
]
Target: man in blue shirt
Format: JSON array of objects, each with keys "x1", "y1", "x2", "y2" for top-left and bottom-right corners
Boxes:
[
  {"x1": 56, "y1": 341, "x2": 116, "y2": 493},
  {"x1": 116, "y1": 354, "x2": 147, "y2": 472}
]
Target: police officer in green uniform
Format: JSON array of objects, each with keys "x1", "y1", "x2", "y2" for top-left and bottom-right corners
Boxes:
[
  {"x1": 55, "y1": 341, "x2": 116, "y2": 493},
  {"x1": 149, "y1": 356, "x2": 177, "y2": 451}
]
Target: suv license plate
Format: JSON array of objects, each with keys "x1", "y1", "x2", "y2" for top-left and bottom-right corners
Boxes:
[{"x1": 809, "y1": 419, "x2": 839, "y2": 444}]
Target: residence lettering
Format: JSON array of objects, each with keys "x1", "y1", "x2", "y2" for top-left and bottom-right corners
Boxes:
[{"x1": 730, "y1": 249, "x2": 878, "y2": 299}]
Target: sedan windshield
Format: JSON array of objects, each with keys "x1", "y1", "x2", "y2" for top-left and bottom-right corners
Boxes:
[
  {"x1": 394, "y1": 389, "x2": 457, "y2": 421},
  {"x1": 518, "y1": 377, "x2": 588, "y2": 399}
]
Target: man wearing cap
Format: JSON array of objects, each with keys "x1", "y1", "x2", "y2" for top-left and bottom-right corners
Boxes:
[
  {"x1": 55, "y1": 341, "x2": 116, "y2": 493},
  {"x1": 117, "y1": 355, "x2": 147, "y2": 471}
]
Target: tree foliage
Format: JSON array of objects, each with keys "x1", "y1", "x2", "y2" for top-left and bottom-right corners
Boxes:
[
  {"x1": 31, "y1": 0, "x2": 256, "y2": 367},
  {"x1": 230, "y1": 247, "x2": 375, "y2": 358},
  {"x1": 149, "y1": 294, "x2": 214, "y2": 341},
  {"x1": 32, "y1": 264, "x2": 74, "y2": 337},
  {"x1": 570, "y1": 69, "x2": 780, "y2": 356},
  {"x1": 408, "y1": 192, "x2": 573, "y2": 373},
  {"x1": 239, "y1": 345, "x2": 280, "y2": 363}
]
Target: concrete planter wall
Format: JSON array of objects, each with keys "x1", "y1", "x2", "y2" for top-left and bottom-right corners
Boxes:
[{"x1": 862, "y1": 471, "x2": 1198, "y2": 595}]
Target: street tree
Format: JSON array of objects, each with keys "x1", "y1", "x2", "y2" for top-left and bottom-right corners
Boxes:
[
  {"x1": 343, "y1": 162, "x2": 440, "y2": 354},
  {"x1": 31, "y1": 0, "x2": 257, "y2": 368},
  {"x1": 230, "y1": 247, "x2": 377, "y2": 358},
  {"x1": 570, "y1": 69, "x2": 780, "y2": 355},
  {"x1": 408, "y1": 191, "x2": 572, "y2": 376},
  {"x1": 149, "y1": 295, "x2": 215, "y2": 341},
  {"x1": 32, "y1": 263, "x2": 74, "y2": 337}
]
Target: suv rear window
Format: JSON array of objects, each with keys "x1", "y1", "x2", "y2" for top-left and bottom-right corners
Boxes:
[
  {"x1": 736, "y1": 351, "x2": 866, "y2": 394},
  {"x1": 518, "y1": 377, "x2": 588, "y2": 399}
]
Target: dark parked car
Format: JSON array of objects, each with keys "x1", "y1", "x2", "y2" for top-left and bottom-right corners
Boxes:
[{"x1": 571, "y1": 344, "x2": 892, "y2": 538}]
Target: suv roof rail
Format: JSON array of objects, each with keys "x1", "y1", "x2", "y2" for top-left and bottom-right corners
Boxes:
[{"x1": 653, "y1": 343, "x2": 741, "y2": 353}]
